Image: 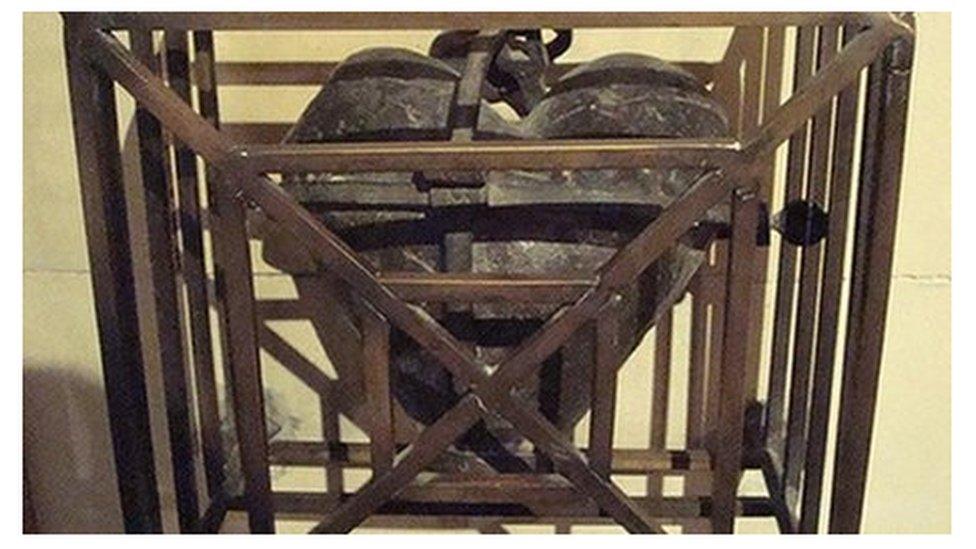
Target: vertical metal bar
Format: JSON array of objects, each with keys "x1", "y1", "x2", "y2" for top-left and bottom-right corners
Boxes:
[
  {"x1": 686, "y1": 275, "x2": 708, "y2": 449},
  {"x1": 536, "y1": 352, "x2": 562, "y2": 473},
  {"x1": 705, "y1": 241, "x2": 728, "y2": 447},
  {"x1": 62, "y1": 16, "x2": 162, "y2": 533},
  {"x1": 799, "y1": 24, "x2": 863, "y2": 534},
  {"x1": 744, "y1": 25, "x2": 785, "y2": 403},
  {"x1": 680, "y1": 278, "x2": 711, "y2": 534},
  {"x1": 193, "y1": 30, "x2": 275, "y2": 534},
  {"x1": 765, "y1": 25, "x2": 816, "y2": 463},
  {"x1": 647, "y1": 310, "x2": 672, "y2": 495},
  {"x1": 320, "y1": 395, "x2": 345, "y2": 495},
  {"x1": 829, "y1": 32, "x2": 914, "y2": 534},
  {"x1": 710, "y1": 187, "x2": 760, "y2": 534},
  {"x1": 130, "y1": 29, "x2": 200, "y2": 533},
  {"x1": 589, "y1": 298, "x2": 621, "y2": 478},
  {"x1": 783, "y1": 25, "x2": 840, "y2": 513},
  {"x1": 439, "y1": 31, "x2": 499, "y2": 320},
  {"x1": 711, "y1": 29, "x2": 745, "y2": 137},
  {"x1": 362, "y1": 305, "x2": 395, "y2": 475},
  {"x1": 163, "y1": 28, "x2": 226, "y2": 509},
  {"x1": 208, "y1": 182, "x2": 275, "y2": 534},
  {"x1": 741, "y1": 27, "x2": 765, "y2": 135}
]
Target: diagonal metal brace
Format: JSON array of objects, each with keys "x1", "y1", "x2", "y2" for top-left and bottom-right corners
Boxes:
[{"x1": 78, "y1": 22, "x2": 735, "y2": 534}]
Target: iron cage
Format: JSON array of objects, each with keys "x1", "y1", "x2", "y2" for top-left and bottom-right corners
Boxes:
[{"x1": 59, "y1": 12, "x2": 915, "y2": 534}]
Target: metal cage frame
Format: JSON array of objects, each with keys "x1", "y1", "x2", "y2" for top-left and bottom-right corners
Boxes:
[{"x1": 60, "y1": 12, "x2": 915, "y2": 534}]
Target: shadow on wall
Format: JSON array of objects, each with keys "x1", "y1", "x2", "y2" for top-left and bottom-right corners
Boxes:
[
  {"x1": 23, "y1": 361, "x2": 124, "y2": 533},
  {"x1": 22, "y1": 79, "x2": 183, "y2": 533}
]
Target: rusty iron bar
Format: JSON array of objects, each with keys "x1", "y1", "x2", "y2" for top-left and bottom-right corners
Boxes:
[
  {"x1": 129, "y1": 29, "x2": 201, "y2": 533},
  {"x1": 588, "y1": 298, "x2": 623, "y2": 478},
  {"x1": 360, "y1": 305, "x2": 395, "y2": 475},
  {"x1": 203, "y1": 60, "x2": 716, "y2": 89},
  {"x1": 742, "y1": 19, "x2": 906, "y2": 164},
  {"x1": 88, "y1": 12, "x2": 873, "y2": 30},
  {"x1": 764, "y1": 24, "x2": 816, "y2": 474},
  {"x1": 163, "y1": 29, "x2": 227, "y2": 511},
  {"x1": 647, "y1": 310, "x2": 672, "y2": 496},
  {"x1": 782, "y1": 24, "x2": 840, "y2": 515},
  {"x1": 709, "y1": 188, "x2": 760, "y2": 533},
  {"x1": 268, "y1": 440, "x2": 712, "y2": 473},
  {"x1": 191, "y1": 29, "x2": 276, "y2": 533},
  {"x1": 798, "y1": 23, "x2": 864, "y2": 533},
  {"x1": 234, "y1": 138, "x2": 742, "y2": 174},
  {"x1": 376, "y1": 272, "x2": 597, "y2": 304},
  {"x1": 829, "y1": 30, "x2": 914, "y2": 534},
  {"x1": 61, "y1": 16, "x2": 162, "y2": 533}
]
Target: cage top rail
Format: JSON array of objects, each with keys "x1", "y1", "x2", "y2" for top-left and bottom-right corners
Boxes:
[
  {"x1": 73, "y1": 12, "x2": 914, "y2": 176},
  {"x1": 211, "y1": 13, "x2": 906, "y2": 174},
  {"x1": 82, "y1": 11, "x2": 910, "y2": 31}
]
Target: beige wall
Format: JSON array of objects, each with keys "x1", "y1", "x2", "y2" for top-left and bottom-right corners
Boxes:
[{"x1": 23, "y1": 12, "x2": 950, "y2": 533}]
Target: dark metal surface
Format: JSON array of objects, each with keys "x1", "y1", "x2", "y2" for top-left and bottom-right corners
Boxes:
[
  {"x1": 163, "y1": 29, "x2": 226, "y2": 510},
  {"x1": 800, "y1": 23, "x2": 863, "y2": 533},
  {"x1": 192, "y1": 30, "x2": 276, "y2": 533},
  {"x1": 262, "y1": 43, "x2": 731, "y2": 471},
  {"x1": 62, "y1": 16, "x2": 162, "y2": 534},
  {"x1": 829, "y1": 31, "x2": 914, "y2": 534},
  {"x1": 773, "y1": 199, "x2": 830, "y2": 247},
  {"x1": 783, "y1": 25, "x2": 839, "y2": 514},
  {"x1": 130, "y1": 30, "x2": 200, "y2": 533}
]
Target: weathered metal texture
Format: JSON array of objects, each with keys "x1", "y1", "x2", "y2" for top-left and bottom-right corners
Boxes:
[
  {"x1": 430, "y1": 29, "x2": 565, "y2": 115},
  {"x1": 260, "y1": 45, "x2": 730, "y2": 471}
]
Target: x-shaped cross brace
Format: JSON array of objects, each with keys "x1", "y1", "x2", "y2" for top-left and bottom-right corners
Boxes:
[
  {"x1": 77, "y1": 24, "x2": 738, "y2": 533},
  {"x1": 77, "y1": 16, "x2": 902, "y2": 532}
]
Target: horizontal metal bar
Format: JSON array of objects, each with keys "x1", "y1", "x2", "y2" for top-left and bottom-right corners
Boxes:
[
  {"x1": 205, "y1": 60, "x2": 716, "y2": 87},
  {"x1": 88, "y1": 12, "x2": 870, "y2": 31},
  {"x1": 277, "y1": 175, "x2": 684, "y2": 208},
  {"x1": 269, "y1": 440, "x2": 712, "y2": 473},
  {"x1": 230, "y1": 492, "x2": 774, "y2": 524},
  {"x1": 270, "y1": 510, "x2": 708, "y2": 530},
  {"x1": 235, "y1": 138, "x2": 741, "y2": 173},
  {"x1": 222, "y1": 122, "x2": 289, "y2": 143},
  {"x1": 377, "y1": 272, "x2": 597, "y2": 304},
  {"x1": 266, "y1": 490, "x2": 709, "y2": 518}
]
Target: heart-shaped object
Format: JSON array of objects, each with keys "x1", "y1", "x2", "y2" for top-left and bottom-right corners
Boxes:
[{"x1": 260, "y1": 45, "x2": 729, "y2": 472}]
